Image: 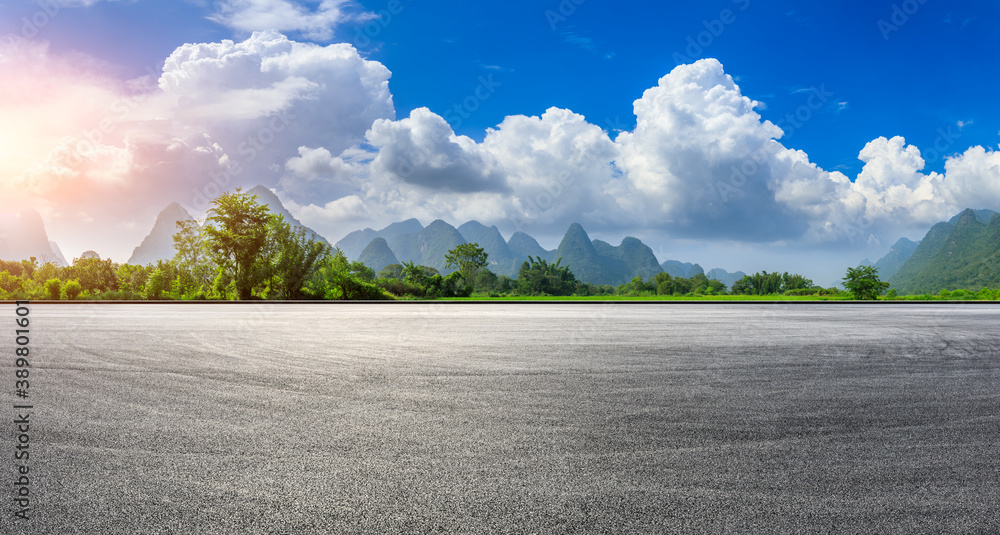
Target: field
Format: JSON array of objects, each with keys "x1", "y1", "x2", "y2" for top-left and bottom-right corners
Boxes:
[{"x1": 4, "y1": 303, "x2": 1000, "y2": 533}]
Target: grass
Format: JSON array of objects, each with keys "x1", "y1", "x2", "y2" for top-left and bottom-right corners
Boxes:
[{"x1": 442, "y1": 293, "x2": 858, "y2": 302}]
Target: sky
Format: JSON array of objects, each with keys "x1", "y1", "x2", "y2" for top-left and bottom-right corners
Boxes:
[{"x1": 1, "y1": 0, "x2": 999, "y2": 284}]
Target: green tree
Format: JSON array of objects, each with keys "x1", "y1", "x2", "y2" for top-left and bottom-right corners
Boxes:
[
  {"x1": 0, "y1": 272, "x2": 24, "y2": 294},
  {"x1": 45, "y1": 278, "x2": 62, "y2": 300},
  {"x1": 308, "y1": 249, "x2": 393, "y2": 300},
  {"x1": 444, "y1": 242, "x2": 489, "y2": 286},
  {"x1": 377, "y1": 263, "x2": 405, "y2": 280},
  {"x1": 63, "y1": 257, "x2": 118, "y2": 294},
  {"x1": 266, "y1": 218, "x2": 332, "y2": 299},
  {"x1": 172, "y1": 219, "x2": 213, "y2": 295},
  {"x1": 202, "y1": 189, "x2": 278, "y2": 300},
  {"x1": 64, "y1": 279, "x2": 82, "y2": 300},
  {"x1": 843, "y1": 265, "x2": 889, "y2": 300},
  {"x1": 516, "y1": 257, "x2": 578, "y2": 296}
]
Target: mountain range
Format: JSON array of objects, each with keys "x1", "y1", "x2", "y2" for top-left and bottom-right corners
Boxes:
[
  {"x1": 336, "y1": 217, "x2": 745, "y2": 286},
  {"x1": 120, "y1": 185, "x2": 753, "y2": 286},
  {"x1": 887, "y1": 208, "x2": 1000, "y2": 294}
]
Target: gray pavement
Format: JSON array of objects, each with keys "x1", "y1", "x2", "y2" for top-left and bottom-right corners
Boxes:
[{"x1": 3, "y1": 303, "x2": 1000, "y2": 533}]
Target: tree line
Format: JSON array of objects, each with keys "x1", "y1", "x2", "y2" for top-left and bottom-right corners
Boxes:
[{"x1": 1, "y1": 190, "x2": 997, "y2": 300}]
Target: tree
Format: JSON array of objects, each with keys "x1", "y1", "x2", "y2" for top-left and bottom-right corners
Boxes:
[
  {"x1": 63, "y1": 257, "x2": 118, "y2": 294},
  {"x1": 266, "y1": 217, "x2": 332, "y2": 299},
  {"x1": 45, "y1": 278, "x2": 62, "y2": 300},
  {"x1": 444, "y1": 242, "x2": 489, "y2": 286},
  {"x1": 516, "y1": 257, "x2": 577, "y2": 296},
  {"x1": 64, "y1": 279, "x2": 82, "y2": 300},
  {"x1": 202, "y1": 189, "x2": 278, "y2": 300},
  {"x1": 308, "y1": 249, "x2": 393, "y2": 300},
  {"x1": 377, "y1": 264, "x2": 405, "y2": 280},
  {"x1": 172, "y1": 219, "x2": 213, "y2": 295},
  {"x1": 843, "y1": 265, "x2": 889, "y2": 300}
]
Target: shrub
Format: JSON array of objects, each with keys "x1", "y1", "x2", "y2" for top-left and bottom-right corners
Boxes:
[
  {"x1": 45, "y1": 278, "x2": 62, "y2": 300},
  {"x1": 64, "y1": 280, "x2": 82, "y2": 300}
]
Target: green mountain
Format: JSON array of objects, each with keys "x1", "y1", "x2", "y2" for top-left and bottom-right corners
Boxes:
[
  {"x1": 335, "y1": 218, "x2": 424, "y2": 260},
  {"x1": 507, "y1": 232, "x2": 555, "y2": 262},
  {"x1": 386, "y1": 219, "x2": 467, "y2": 273},
  {"x1": 889, "y1": 208, "x2": 1000, "y2": 294},
  {"x1": 457, "y1": 221, "x2": 521, "y2": 277},
  {"x1": 869, "y1": 237, "x2": 920, "y2": 280},
  {"x1": 555, "y1": 224, "x2": 632, "y2": 286},
  {"x1": 356, "y1": 238, "x2": 399, "y2": 273},
  {"x1": 592, "y1": 237, "x2": 663, "y2": 281},
  {"x1": 661, "y1": 260, "x2": 704, "y2": 278},
  {"x1": 341, "y1": 219, "x2": 688, "y2": 286},
  {"x1": 948, "y1": 209, "x2": 997, "y2": 225},
  {"x1": 706, "y1": 268, "x2": 746, "y2": 288}
]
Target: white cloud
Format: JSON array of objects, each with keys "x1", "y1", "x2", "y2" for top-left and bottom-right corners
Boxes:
[
  {"x1": 5, "y1": 31, "x2": 393, "y2": 260},
  {"x1": 209, "y1": 0, "x2": 359, "y2": 41},
  {"x1": 367, "y1": 107, "x2": 509, "y2": 193}
]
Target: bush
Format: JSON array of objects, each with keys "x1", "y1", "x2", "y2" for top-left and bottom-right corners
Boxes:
[
  {"x1": 45, "y1": 278, "x2": 62, "y2": 300},
  {"x1": 376, "y1": 278, "x2": 425, "y2": 298},
  {"x1": 330, "y1": 277, "x2": 394, "y2": 300},
  {"x1": 64, "y1": 279, "x2": 82, "y2": 300}
]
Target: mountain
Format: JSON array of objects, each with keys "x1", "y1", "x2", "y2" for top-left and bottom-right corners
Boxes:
[
  {"x1": 948, "y1": 208, "x2": 997, "y2": 225},
  {"x1": 507, "y1": 231, "x2": 555, "y2": 263},
  {"x1": 869, "y1": 237, "x2": 920, "y2": 280},
  {"x1": 340, "y1": 219, "x2": 698, "y2": 286},
  {"x1": 127, "y1": 202, "x2": 195, "y2": 266},
  {"x1": 555, "y1": 223, "x2": 632, "y2": 286},
  {"x1": 592, "y1": 237, "x2": 663, "y2": 281},
  {"x1": 890, "y1": 208, "x2": 1000, "y2": 294},
  {"x1": 457, "y1": 221, "x2": 521, "y2": 277},
  {"x1": 386, "y1": 219, "x2": 467, "y2": 273},
  {"x1": 49, "y1": 241, "x2": 68, "y2": 266},
  {"x1": 247, "y1": 186, "x2": 329, "y2": 245},
  {"x1": 335, "y1": 218, "x2": 424, "y2": 260},
  {"x1": 0, "y1": 209, "x2": 64, "y2": 265},
  {"x1": 356, "y1": 238, "x2": 399, "y2": 273},
  {"x1": 661, "y1": 260, "x2": 703, "y2": 278},
  {"x1": 706, "y1": 268, "x2": 747, "y2": 288}
]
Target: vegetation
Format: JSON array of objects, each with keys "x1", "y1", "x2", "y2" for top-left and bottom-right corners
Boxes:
[
  {"x1": 3, "y1": 199, "x2": 999, "y2": 302},
  {"x1": 843, "y1": 265, "x2": 889, "y2": 300},
  {"x1": 444, "y1": 243, "x2": 489, "y2": 285},
  {"x1": 730, "y1": 271, "x2": 813, "y2": 295},
  {"x1": 889, "y1": 209, "x2": 1000, "y2": 294}
]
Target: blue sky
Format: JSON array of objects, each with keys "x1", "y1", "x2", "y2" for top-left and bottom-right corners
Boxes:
[
  {"x1": 2, "y1": 0, "x2": 999, "y2": 281},
  {"x1": 7, "y1": 0, "x2": 996, "y2": 174}
]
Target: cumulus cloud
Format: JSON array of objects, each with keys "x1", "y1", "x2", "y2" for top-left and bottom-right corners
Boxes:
[
  {"x1": 285, "y1": 58, "x2": 1000, "y2": 254},
  {"x1": 11, "y1": 31, "x2": 1000, "y2": 265},
  {"x1": 5, "y1": 31, "x2": 393, "y2": 260},
  {"x1": 209, "y1": 0, "x2": 360, "y2": 41},
  {"x1": 157, "y1": 30, "x2": 393, "y2": 157},
  {"x1": 367, "y1": 108, "x2": 509, "y2": 193}
]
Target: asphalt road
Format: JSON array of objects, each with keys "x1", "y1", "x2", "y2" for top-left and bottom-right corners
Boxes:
[{"x1": 3, "y1": 303, "x2": 1000, "y2": 534}]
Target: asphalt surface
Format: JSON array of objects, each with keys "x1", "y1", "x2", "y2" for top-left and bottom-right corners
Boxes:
[{"x1": 3, "y1": 303, "x2": 1000, "y2": 534}]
